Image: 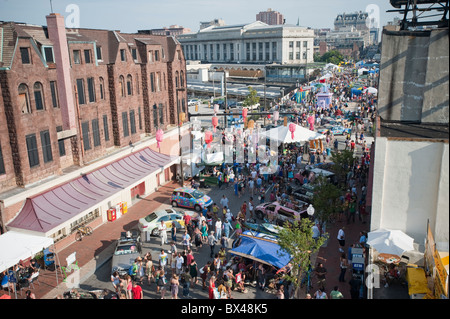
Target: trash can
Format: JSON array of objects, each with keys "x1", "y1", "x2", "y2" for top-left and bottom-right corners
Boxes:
[{"x1": 326, "y1": 148, "x2": 331, "y2": 156}]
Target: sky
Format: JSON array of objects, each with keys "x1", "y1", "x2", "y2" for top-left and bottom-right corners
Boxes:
[{"x1": 0, "y1": 0, "x2": 402, "y2": 33}]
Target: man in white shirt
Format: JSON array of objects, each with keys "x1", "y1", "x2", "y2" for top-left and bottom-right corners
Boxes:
[
  {"x1": 215, "y1": 219, "x2": 222, "y2": 240},
  {"x1": 176, "y1": 253, "x2": 184, "y2": 275},
  {"x1": 158, "y1": 220, "x2": 168, "y2": 246},
  {"x1": 312, "y1": 223, "x2": 320, "y2": 240},
  {"x1": 220, "y1": 195, "x2": 229, "y2": 210}
]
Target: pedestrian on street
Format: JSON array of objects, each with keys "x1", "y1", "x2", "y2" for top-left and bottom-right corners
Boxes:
[
  {"x1": 158, "y1": 220, "x2": 168, "y2": 246},
  {"x1": 159, "y1": 249, "x2": 168, "y2": 271},
  {"x1": 223, "y1": 218, "x2": 233, "y2": 238},
  {"x1": 158, "y1": 270, "x2": 167, "y2": 299},
  {"x1": 181, "y1": 267, "x2": 192, "y2": 298},
  {"x1": 131, "y1": 280, "x2": 143, "y2": 299},
  {"x1": 208, "y1": 231, "x2": 218, "y2": 258},
  {"x1": 330, "y1": 286, "x2": 344, "y2": 299},
  {"x1": 337, "y1": 227, "x2": 345, "y2": 252},
  {"x1": 182, "y1": 229, "x2": 191, "y2": 251},
  {"x1": 220, "y1": 195, "x2": 229, "y2": 210},
  {"x1": 170, "y1": 274, "x2": 180, "y2": 299},
  {"x1": 339, "y1": 253, "x2": 348, "y2": 282},
  {"x1": 315, "y1": 263, "x2": 327, "y2": 289},
  {"x1": 201, "y1": 220, "x2": 208, "y2": 243},
  {"x1": 215, "y1": 219, "x2": 222, "y2": 240},
  {"x1": 171, "y1": 221, "x2": 177, "y2": 244},
  {"x1": 349, "y1": 274, "x2": 361, "y2": 299}
]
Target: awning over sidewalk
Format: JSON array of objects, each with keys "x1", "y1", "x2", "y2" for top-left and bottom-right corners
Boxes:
[{"x1": 7, "y1": 148, "x2": 176, "y2": 234}]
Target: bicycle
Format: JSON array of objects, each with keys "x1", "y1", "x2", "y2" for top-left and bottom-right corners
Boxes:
[
  {"x1": 300, "y1": 264, "x2": 314, "y2": 294},
  {"x1": 75, "y1": 225, "x2": 93, "y2": 241}
]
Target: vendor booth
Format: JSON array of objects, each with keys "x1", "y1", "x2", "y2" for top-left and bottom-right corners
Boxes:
[{"x1": 316, "y1": 93, "x2": 333, "y2": 109}]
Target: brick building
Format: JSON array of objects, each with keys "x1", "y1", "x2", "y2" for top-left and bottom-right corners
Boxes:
[{"x1": 0, "y1": 13, "x2": 189, "y2": 244}]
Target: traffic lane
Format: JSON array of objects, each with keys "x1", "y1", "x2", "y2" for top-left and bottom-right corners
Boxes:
[{"x1": 80, "y1": 229, "x2": 268, "y2": 299}]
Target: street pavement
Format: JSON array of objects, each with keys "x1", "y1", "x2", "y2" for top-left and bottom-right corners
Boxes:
[{"x1": 11, "y1": 101, "x2": 372, "y2": 300}]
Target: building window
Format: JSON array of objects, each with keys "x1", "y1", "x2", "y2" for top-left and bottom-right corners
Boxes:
[
  {"x1": 92, "y1": 119, "x2": 101, "y2": 147},
  {"x1": 33, "y1": 82, "x2": 45, "y2": 111},
  {"x1": 148, "y1": 50, "x2": 153, "y2": 62},
  {"x1": 289, "y1": 41, "x2": 294, "y2": 48},
  {"x1": 122, "y1": 112, "x2": 129, "y2": 137},
  {"x1": 230, "y1": 43, "x2": 234, "y2": 61},
  {"x1": 158, "y1": 103, "x2": 164, "y2": 126},
  {"x1": 150, "y1": 73, "x2": 155, "y2": 92},
  {"x1": 26, "y1": 134, "x2": 39, "y2": 168},
  {"x1": 84, "y1": 50, "x2": 91, "y2": 63},
  {"x1": 0, "y1": 142, "x2": 5, "y2": 175},
  {"x1": 153, "y1": 105, "x2": 158, "y2": 129},
  {"x1": 119, "y1": 75, "x2": 125, "y2": 97},
  {"x1": 138, "y1": 107, "x2": 142, "y2": 130},
  {"x1": 103, "y1": 115, "x2": 109, "y2": 142},
  {"x1": 126, "y1": 75, "x2": 133, "y2": 95},
  {"x1": 296, "y1": 52, "x2": 301, "y2": 60},
  {"x1": 96, "y1": 46, "x2": 102, "y2": 61},
  {"x1": 20, "y1": 47, "x2": 31, "y2": 64},
  {"x1": 131, "y1": 48, "x2": 137, "y2": 60},
  {"x1": 258, "y1": 42, "x2": 263, "y2": 61},
  {"x1": 40, "y1": 130, "x2": 53, "y2": 163},
  {"x1": 296, "y1": 41, "x2": 301, "y2": 48},
  {"x1": 76, "y1": 79, "x2": 86, "y2": 105},
  {"x1": 252, "y1": 43, "x2": 256, "y2": 61},
  {"x1": 87, "y1": 77, "x2": 96, "y2": 102},
  {"x1": 49, "y1": 81, "x2": 59, "y2": 108},
  {"x1": 44, "y1": 47, "x2": 54, "y2": 63},
  {"x1": 120, "y1": 49, "x2": 126, "y2": 61},
  {"x1": 99, "y1": 77, "x2": 105, "y2": 100},
  {"x1": 73, "y1": 50, "x2": 81, "y2": 64},
  {"x1": 18, "y1": 83, "x2": 31, "y2": 114},
  {"x1": 130, "y1": 110, "x2": 136, "y2": 134},
  {"x1": 56, "y1": 126, "x2": 65, "y2": 156},
  {"x1": 155, "y1": 50, "x2": 159, "y2": 61},
  {"x1": 156, "y1": 72, "x2": 161, "y2": 92},
  {"x1": 289, "y1": 52, "x2": 294, "y2": 60},
  {"x1": 265, "y1": 42, "x2": 270, "y2": 61},
  {"x1": 216, "y1": 44, "x2": 220, "y2": 60},
  {"x1": 81, "y1": 121, "x2": 91, "y2": 151},
  {"x1": 180, "y1": 71, "x2": 184, "y2": 87},
  {"x1": 272, "y1": 42, "x2": 277, "y2": 60}
]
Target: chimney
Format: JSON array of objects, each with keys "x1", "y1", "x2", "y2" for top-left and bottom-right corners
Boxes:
[{"x1": 46, "y1": 13, "x2": 77, "y2": 135}]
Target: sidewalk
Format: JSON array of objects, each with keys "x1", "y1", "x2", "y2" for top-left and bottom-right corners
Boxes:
[{"x1": 14, "y1": 181, "x2": 180, "y2": 299}]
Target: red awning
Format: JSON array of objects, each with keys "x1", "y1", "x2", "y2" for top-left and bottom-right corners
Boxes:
[{"x1": 7, "y1": 148, "x2": 176, "y2": 234}]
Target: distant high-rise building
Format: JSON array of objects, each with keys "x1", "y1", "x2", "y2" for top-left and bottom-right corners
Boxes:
[{"x1": 256, "y1": 8, "x2": 284, "y2": 25}]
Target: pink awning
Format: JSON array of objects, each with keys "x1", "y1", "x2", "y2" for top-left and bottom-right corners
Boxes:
[{"x1": 7, "y1": 148, "x2": 176, "y2": 233}]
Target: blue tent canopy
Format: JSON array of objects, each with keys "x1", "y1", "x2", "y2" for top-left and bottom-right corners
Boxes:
[{"x1": 230, "y1": 234, "x2": 291, "y2": 269}]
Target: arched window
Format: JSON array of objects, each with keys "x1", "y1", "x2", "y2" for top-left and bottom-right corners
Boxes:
[
  {"x1": 175, "y1": 71, "x2": 179, "y2": 88},
  {"x1": 119, "y1": 75, "x2": 125, "y2": 97},
  {"x1": 33, "y1": 82, "x2": 45, "y2": 110},
  {"x1": 18, "y1": 83, "x2": 31, "y2": 114},
  {"x1": 126, "y1": 74, "x2": 133, "y2": 95},
  {"x1": 99, "y1": 77, "x2": 105, "y2": 100},
  {"x1": 180, "y1": 71, "x2": 185, "y2": 87}
]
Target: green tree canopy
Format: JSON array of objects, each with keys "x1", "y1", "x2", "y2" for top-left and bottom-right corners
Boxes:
[
  {"x1": 311, "y1": 176, "x2": 343, "y2": 231},
  {"x1": 330, "y1": 150, "x2": 356, "y2": 188},
  {"x1": 243, "y1": 86, "x2": 260, "y2": 107},
  {"x1": 277, "y1": 218, "x2": 326, "y2": 298},
  {"x1": 315, "y1": 50, "x2": 345, "y2": 65}
]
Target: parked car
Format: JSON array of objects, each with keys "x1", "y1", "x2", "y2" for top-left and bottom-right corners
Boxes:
[
  {"x1": 188, "y1": 99, "x2": 199, "y2": 106},
  {"x1": 254, "y1": 202, "x2": 308, "y2": 226},
  {"x1": 317, "y1": 125, "x2": 351, "y2": 135},
  {"x1": 111, "y1": 232, "x2": 142, "y2": 276},
  {"x1": 171, "y1": 187, "x2": 213, "y2": 212},
  {"x1": 137, "y1": 208, "x2": 195, "y2": 236},
  {"x1": 292, "y1": 184, "x2": 317, "y2": 203}
]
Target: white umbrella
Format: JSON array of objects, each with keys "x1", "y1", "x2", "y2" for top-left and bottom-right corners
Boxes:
[
  {"x1": 363, "y1": 87, "x2": 378, "y2": 94},
  {"x1": 259, "y1": 123, "x2": 325, "y2": 144},
  {"x1": 367, "y1": 228, "x2": 415, "y2": 257}
]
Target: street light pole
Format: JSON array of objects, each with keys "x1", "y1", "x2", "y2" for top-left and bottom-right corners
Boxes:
[{"x1": 176, "y1": 87, "x2": 185, "y2": 186}]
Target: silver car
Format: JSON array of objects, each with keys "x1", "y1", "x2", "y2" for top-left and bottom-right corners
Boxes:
[{"x1": 111, "y1": 233, "x2": 142, "y2": 276}]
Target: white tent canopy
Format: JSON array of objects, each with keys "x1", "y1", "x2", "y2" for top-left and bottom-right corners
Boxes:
[
  {"x1": 363, "y1": 87, "x2": 378, "y2": 94},
  {"x1": 0, "y1": 231, "x2": 54, "y2": 272},
  {"x1": 367, "y1": 228, "x2": 415, "y2": 257},
  {"x1": 260, "y1": 123, "x2": 325, "y2": 144}
]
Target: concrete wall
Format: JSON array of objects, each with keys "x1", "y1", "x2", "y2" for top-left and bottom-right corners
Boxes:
[
  {"x1": 371, "y1": 137, "x2": 449, "y2": 251},
  {"x1": 378, "y1": 28, "x2": 449, "y2": 123}
]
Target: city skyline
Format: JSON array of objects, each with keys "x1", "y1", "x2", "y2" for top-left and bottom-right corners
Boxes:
[{"x1": 0, "y1": 0, "x2": 401, "y2": 33}]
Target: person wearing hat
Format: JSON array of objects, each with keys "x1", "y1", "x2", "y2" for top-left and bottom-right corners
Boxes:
[{"x1": 208, "y1": 231, "x2": 218, "y2": 258}]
